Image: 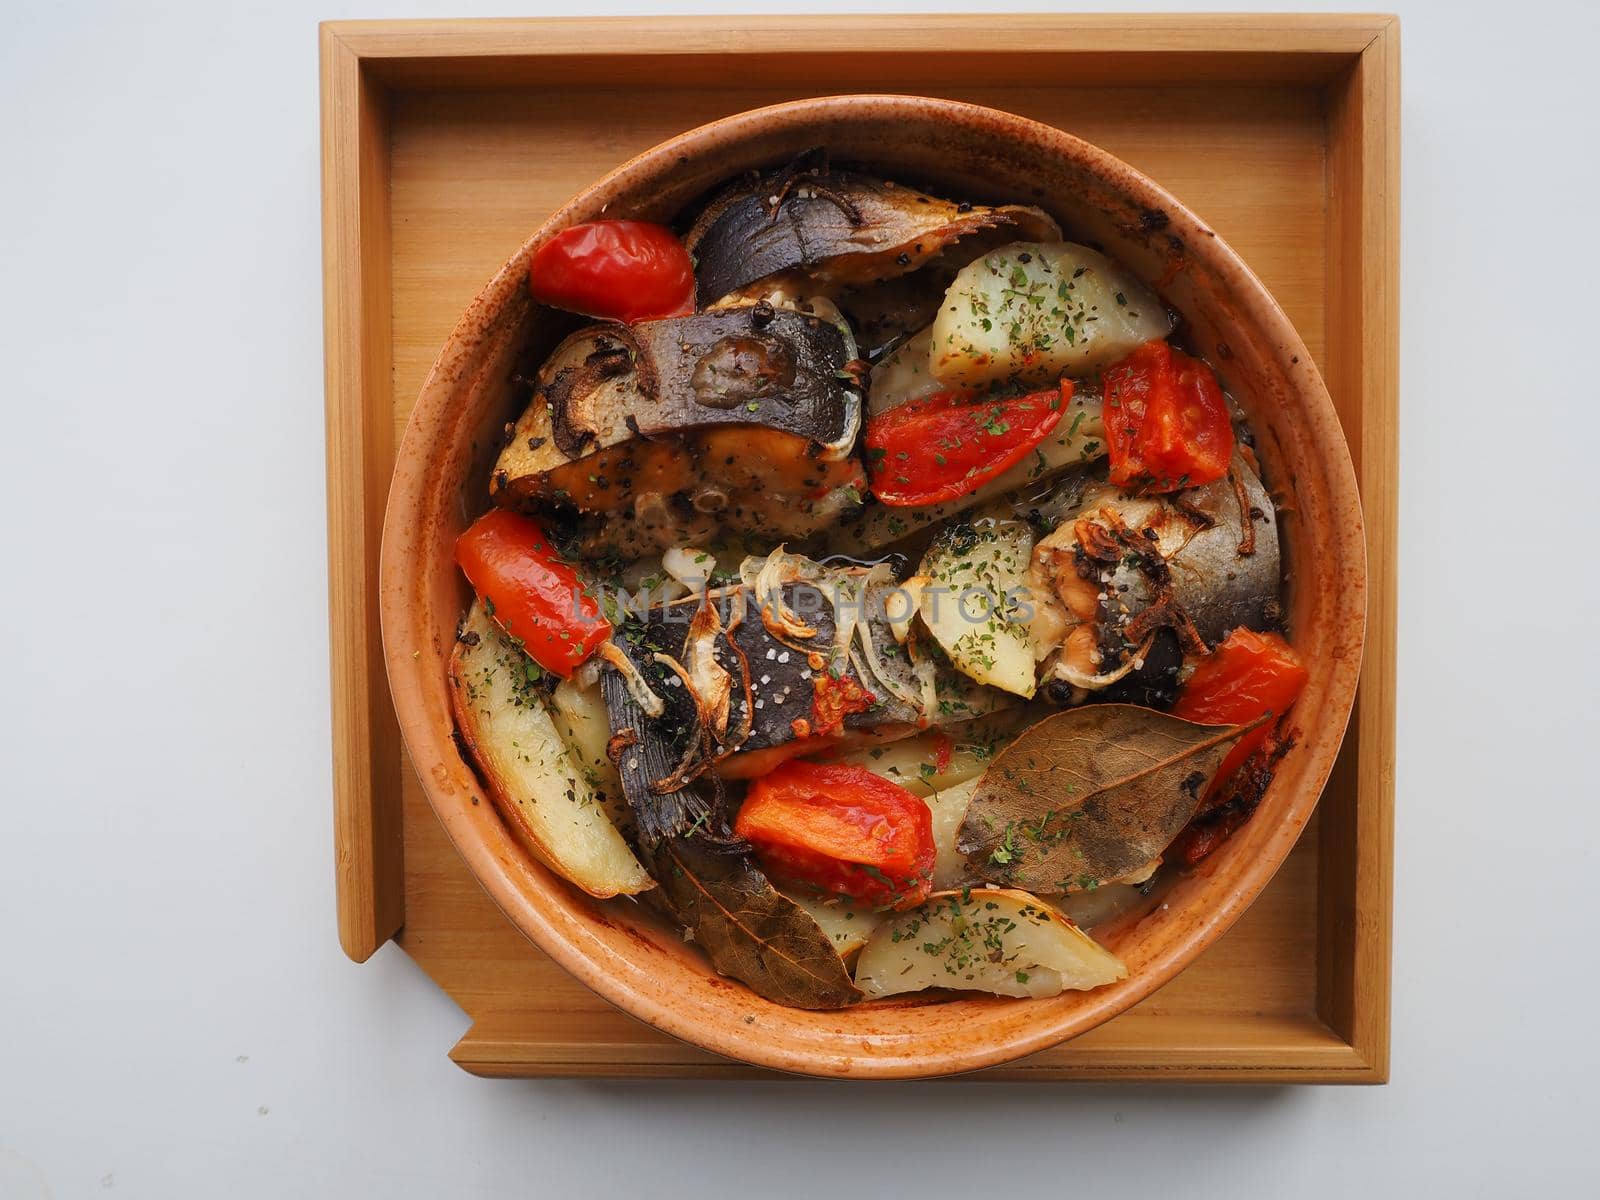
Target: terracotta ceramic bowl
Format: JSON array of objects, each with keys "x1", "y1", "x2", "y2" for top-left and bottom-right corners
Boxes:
[{"x1": 380, "y1": 95, "x2": 1365, "y2": 1079}]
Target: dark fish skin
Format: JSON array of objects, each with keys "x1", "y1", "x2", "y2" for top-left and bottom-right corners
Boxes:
[
  {"x1": 500, "y1": 306, "x2": 858, "y2": 467},
  {"x1": 600, "y1": 656, "x2": 712, "y2": 845},
  {"x1": 1143, "y1": 457, "x2": 1280, "y2": 645},
  {"x1": 598, "y1": 574, "x2": 944, "y2": 841},
  {"x1": 631, "y1": 308, "x2": 856, "y2": 448},
  {"x1": 598, "y1": 582, "x2": 837, "y2": 842},
  {"x1": 1074, "y1": 455, "x2": 1281, "y2": 661},
  {"x1": 685, "y1": 165, "x2": 1060, "y2": 306},
  {"x1": 490, "y1": 305, "x2": 866, "y2": 552},
  {"x1": 605, "y1": 585, "x2": 840, "y2": 738},
  {"x1": 1091, "y1": 627, "x2": 1184, "y2": 709}
]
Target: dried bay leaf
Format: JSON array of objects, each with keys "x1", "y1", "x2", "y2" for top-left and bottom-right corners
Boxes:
[
  {"x1": 645, "y1": 833, "x2": 861, "y2": 1011},
  {"x1": 957, "y1": 704, "x2": 1267, "y2": 892}
]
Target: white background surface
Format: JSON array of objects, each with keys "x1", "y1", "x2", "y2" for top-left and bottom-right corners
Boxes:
[{"x1": 2, "y1": 0, "x2": 1597, "y2": 1195}]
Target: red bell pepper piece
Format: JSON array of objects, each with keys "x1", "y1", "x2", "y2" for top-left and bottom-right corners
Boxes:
[
  {"x1": 454, "y1": 508, "x2": 611, "y2": 678},
  {"x1": 864, "y1": 382, "x2": 1071, "y2": 507},
  {"x1": 1102, "y1": 339, "x2": 1234, "y2": 491},
  {"x1": 1172, "y1": 628, "x2": 1308, "y2": 793},
  {"x1": 734, "y1": 761, "x2": 936, "y2": 909}
]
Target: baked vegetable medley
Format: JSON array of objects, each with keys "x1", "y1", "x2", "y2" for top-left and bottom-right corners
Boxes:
[{"x1": 448, "y1": 154, "x2": 1309, "y2": 1010}]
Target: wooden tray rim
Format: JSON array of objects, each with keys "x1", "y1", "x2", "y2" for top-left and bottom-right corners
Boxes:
[{"x1": 320, "y1": 12, "x2": 1398, "y2": 1084}]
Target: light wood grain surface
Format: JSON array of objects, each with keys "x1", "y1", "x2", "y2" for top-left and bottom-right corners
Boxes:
[{"x1": 322, "y1": 14, "x2": 1398, "y2": 1081}]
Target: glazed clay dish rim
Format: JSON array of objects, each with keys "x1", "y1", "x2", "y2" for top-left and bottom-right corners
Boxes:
[{"x1": 379, "y1": 94, "x2": 1367, "y2": 1079}]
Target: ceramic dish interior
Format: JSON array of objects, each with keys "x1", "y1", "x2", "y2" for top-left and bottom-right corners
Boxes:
[{"x1": 379, "y1": 95, "x2": 1366, "y2": 1079}]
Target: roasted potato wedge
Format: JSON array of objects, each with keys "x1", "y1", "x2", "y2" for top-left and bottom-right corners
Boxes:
[
  {"x1": 923, "y1": 778, "x2": 979, "y2": 891},
  {"x1": 820, "y1": 709, "x2": 1026, "y2": 797},
  {"x1": 547, "y1": 677, "x2": 633, "y2": 836},
  {"x1": 449, "y1": 604, "x2": 652, "y2": 898},
  {"x1": 916, "y1": 519, "x2": 1038, "y2": 697},
  {"x1": 931, "y1": 241, "x2": 1171, "y2": 386},
  {"x1": 854, "y1": 888, "x2": 1126, "y2": 999}
]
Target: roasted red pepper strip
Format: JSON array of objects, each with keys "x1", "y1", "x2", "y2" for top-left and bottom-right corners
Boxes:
[
  {"x1": 455, "y1": 509, "x2": 611, "y2": 678},
  {"x1": 1171, "y1": 814, "x2": 1243, "y2": 867},
  {"x1": 734, "y1": 761, "x2": 935, "y2": 909},
  {"x1": 864, "y1": 382, "x2": 1070, "y2": 507},
  {"x1": 1169, "y1": 751, "x2": 1278, "y2": 867},
  {"x1": 1172, "y1": 629, "x2": 1308, "y2": 795},
  {"x1": 1102, "y1": 339, "x2": 1234, "y2": 491},
  {"x1": 528, "y1": 220, "x2": 695, "y2": 323}
]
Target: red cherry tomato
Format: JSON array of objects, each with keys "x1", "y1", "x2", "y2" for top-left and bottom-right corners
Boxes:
[
  {"x1": 527, "y1": 220, "x2": 695, "y2": 323},
  {"x1": 1172, "y1": 628, "x2": 1308, "y2": 792},
  {"x1": 734, "y1": 762, "x2": 936, "y2": 909},
  {"x1": 1102, "y1": 339, "x2": 1235, "y2": 491},
  {"x1": 454, "y1": 509, "x2": 611, "y2": 678},
  {"x1": 865, "y1": 382, "x2": 1071, "y2": 507}
]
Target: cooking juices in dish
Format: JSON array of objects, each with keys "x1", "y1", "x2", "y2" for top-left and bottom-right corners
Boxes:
[{"x1": 446, "y1": 154, "x2": 1309, "y2": 1010}]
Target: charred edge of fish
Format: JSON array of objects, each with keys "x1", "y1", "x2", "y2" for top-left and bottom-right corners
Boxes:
[
  {"x1": 685, "y1": 164, "x2": 1058, "y2": 306},
  {"x1": 1123, "y1": 594, "x2": 1207, "y2": 656},
  {"x1": 599, "y1": 651, "x2": 712, "y2": 843},
  {"x1": 647, "y1": 652, "x2": 717, "y2": 795},
  {"x1": 645, "y1": 590, "x2": 737, "y2": 793},
  {"x1": 537, "y1": 309, "x2": 856, "y2": 463},
  {"x1": 546, "y1": 336, "x2": 640, "y2": 459},
  {"x1": 1071, "y1": 507, "x2": 1188, "y2": 669},
  {"x1": 762, "y1": 147, "x2": 831, "y2": 216},
  {"x1": 605, "y1": 728, "x2": 639, "y2": 764},
  {"x1": 721, "y1": 589, "x2": 756, "y2": 753},
  {"x1": 1230, "y1": 469, "x2": 1256, "y2": 556}
]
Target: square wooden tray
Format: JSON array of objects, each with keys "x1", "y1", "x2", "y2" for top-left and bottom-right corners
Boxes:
[{"x1": 320, "y1": 13, "x2": 1397, "y2": 1082}]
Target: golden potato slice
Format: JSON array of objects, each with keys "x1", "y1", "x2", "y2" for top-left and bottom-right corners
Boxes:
[
  {"x1": 854, "y1": 888, "x2": 1126, "y2": 999},
  {"x1": 449, "y1": 604, "x2": 652, "y2": 898},
  {"x1": 931, "y1": 241, "x2": 1170, "y2": 386},
  {"x1": 916, "y1": 520, "x2": 1038, "y2": 697},
  {"x1": 819, "y1": 709, "x2": 1027, "y2": 797},
  {"x1": 780, "y1": 891, "x2": 885, "y2": 961}
]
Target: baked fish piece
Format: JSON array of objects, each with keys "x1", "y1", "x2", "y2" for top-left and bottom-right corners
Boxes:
[
  {"x1": 685, "y1": 154, "x2": 1060, "y2": 307},
  {"x1": 491, "y1": 304, "x2": 866, "y2": 553}
]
